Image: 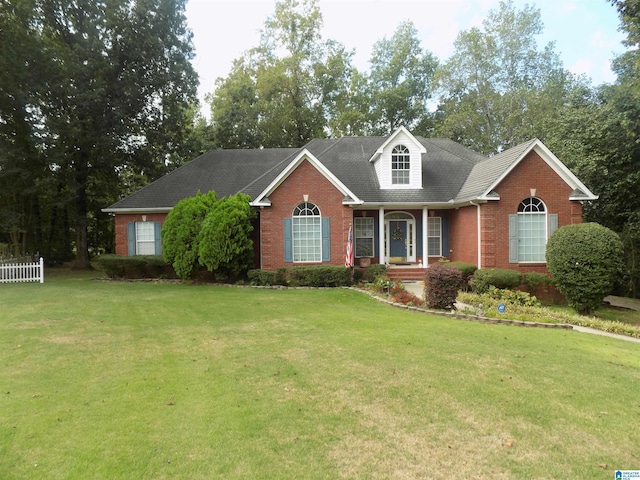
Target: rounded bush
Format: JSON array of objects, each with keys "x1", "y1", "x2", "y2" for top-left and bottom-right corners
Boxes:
[
  {"x1": 546, "y1": 223, "x2": 624, "y2": 315},
  {"x1": 425, "y1": 263, "x2": 464, "y2": 310},
  {"x1": 470, "y1": 268, "x2": 521, "y2": 294}
]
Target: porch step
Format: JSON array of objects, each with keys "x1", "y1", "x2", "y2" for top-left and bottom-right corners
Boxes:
[{"x1": 386, "y1": 267, "x2": 427, "y2": 282}]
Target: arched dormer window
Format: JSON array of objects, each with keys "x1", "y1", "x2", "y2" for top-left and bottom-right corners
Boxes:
[
  {"x1": 391, "y1": 145, "x2": 410, "y2": 185},
  {"x1": 516, "y1": 197, "x2": 546, "y2": 262},
  {"x1": 292, "y1": 202, "x2": 321, "y2": 262}
]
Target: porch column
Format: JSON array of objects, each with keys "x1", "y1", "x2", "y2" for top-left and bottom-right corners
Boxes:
[
  {"x1": 422, "y1": 207, "x2": 428, "y2": 268},
  {"x1": 378, "y1": 207, "x2": 385, "y2": 264}
]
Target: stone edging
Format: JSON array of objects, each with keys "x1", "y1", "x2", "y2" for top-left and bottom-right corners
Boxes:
[{"x1": 348, "y1": 287, "x2": 574, "y2": 330}]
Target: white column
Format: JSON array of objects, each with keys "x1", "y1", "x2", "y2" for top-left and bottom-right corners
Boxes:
[
  {"x1": 378, "y1": 207, "x2": 385, "y2": 264},
  {"x1": 422, "y1": 207, "x2": 428, "y2": 268}
]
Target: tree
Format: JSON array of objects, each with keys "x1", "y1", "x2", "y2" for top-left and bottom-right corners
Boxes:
[
  {"x1": 434, "y1": 0, "x2": 567, "y2": 153},
  {"x1": 546, "y1": 223, "x2": 625, "y2": 315},
  {"x1": 161, "y1": 191, "x2": 217, "y2": 280},
  {"x1": 0, "y1": 0, "x2": 199, "y2": 267},
  {"x1": 368, "y1": 21, "x2": 438, "y2": 135},
  {"x1": 208, "y1": 0, "x2": 359, "y2": 147},
  {"x1": 198, "y1": 194, "x2": 256, "y2": 277}
]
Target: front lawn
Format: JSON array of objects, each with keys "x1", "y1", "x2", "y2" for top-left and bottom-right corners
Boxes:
[{"x1": 1, "y1": 272, "x2": 639, "y2": 479}]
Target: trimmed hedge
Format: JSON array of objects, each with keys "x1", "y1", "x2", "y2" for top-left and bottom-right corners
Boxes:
[
  {"x1": 367, "y1": 263, "x2": 387, "y2": 282},
  {"x1": 441, "y1": 261, "x2": 477, "y2": 290},
  {"x1": 470, "y1": 268, "x2": 521, "y2": 294},
  {"x1": 248, "y1": 266, "x2": 352, "y2": 287},
  {"x1": 97, "y1": 255, "x2": 177, "y2": 279},
  {"x1": 425, "y1": 263, "x2": 464, "y2": 310}
]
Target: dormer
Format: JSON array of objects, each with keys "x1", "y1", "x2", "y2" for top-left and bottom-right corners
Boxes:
[{"x1": 369, "y1": 126, "x2": 426, "y2": 189}]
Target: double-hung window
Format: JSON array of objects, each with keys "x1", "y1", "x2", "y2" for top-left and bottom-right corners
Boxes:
[
  {"x1": 391, "y1": 145, "x2": 410, "y2": 185},
  {"x1": 427, "y1": 217, "x2": 442, "y2": 257},
  {"x1": 127, "y1": 221, "x2": 162, "y2": 256},
  {"x1": 354, "y1": 217, "x2": 374, "y2": 257}
]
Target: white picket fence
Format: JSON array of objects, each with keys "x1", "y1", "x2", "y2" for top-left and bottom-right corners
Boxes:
[{"x1": 0, "y1": 257, "x2": 44, "y2": 284}]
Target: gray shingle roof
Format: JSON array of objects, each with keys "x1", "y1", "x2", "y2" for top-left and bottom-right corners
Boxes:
[{"x1": 103, "y1": 135, "x2": 573, "y2": 212}]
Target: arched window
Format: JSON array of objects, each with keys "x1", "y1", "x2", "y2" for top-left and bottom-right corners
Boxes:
[
  {"x1": 292, "y1": 202, "x2": 322, "y2": 262},
  {"x1": 391, "y1": 145, "x2": 410, "y2": 185},
  {"x1": 517, "y1": 197, "x2": 547, "y2": 262}
]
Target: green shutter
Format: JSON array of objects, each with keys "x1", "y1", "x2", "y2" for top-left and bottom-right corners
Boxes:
[
  {"x1": 322, "y1": 218, "x2": 330, "y2": 262},
  {"x1": 284, "y1": 218, "x2": 292, "y2": 262},
  {"x1": 127, "y1": 222, "x2": 136, "y2": 256},
  {"x1": 154, "y1": 222, "x2": 162, "y2": 255},
  {"x1": 548, "y1": 214, "x2": 558, "y2": 237},
  {"x1": 509, "y1": 214, "x2": 518, "y2": 263}
]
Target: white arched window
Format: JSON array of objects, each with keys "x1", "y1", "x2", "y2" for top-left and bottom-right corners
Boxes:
[
  {"x1": 292, "y1": 202, "x2": 322, "y2": 262},
  {"x1": 517, "y1": 197, "x2": 547, "y2": 262},
  {"x1": 391, "y1": 145, "x2": 410, "y2": 185}
]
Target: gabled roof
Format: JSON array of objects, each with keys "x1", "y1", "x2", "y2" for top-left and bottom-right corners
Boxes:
[
  {"x1": 455, "y1": 138, "x2": 598, "y2": 202},
  {"x1": 103, "y1": 130, "x2": 596, "y2": 213}
]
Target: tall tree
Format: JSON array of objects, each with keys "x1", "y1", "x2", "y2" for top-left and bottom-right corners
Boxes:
[
  {"x1": 367, "y1": 21, "x2": 438, "y2": 135},
  {"x1": 434, "y1": 0, "x2": 566, "y2": 153},
  {"x1": 8, "y1": 0, "x2": 199, "y2": 267},
  {"x1": 209, "y1": 0, "x2": 359, "y2": 147}
]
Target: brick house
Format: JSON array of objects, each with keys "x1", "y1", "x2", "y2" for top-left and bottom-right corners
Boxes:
[{"x1": 103, "y1": 127, "x2": 597, "y2": 277}]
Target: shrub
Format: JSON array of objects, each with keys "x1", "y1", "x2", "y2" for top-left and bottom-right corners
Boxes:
[
  {"x1": 285, "y1": 266, "x2": 351, "y2": 287},
  {"x1": 546, "y1": 223, "x2": 625, "y2": 315},
  {"x1": 367, "y1": 263, "x2": 387, "y2": 282},
  {"x1": 425, "y1": 263, "x2": 464, "y2": 310},
  {"x1": 470, "y1": 268, "x2": 521, "y2": 294},
  {"x1": 521, "y1": 272, "x2": 552, "y2": 291},
  {"x1": 97, "y1": 255, "x2": 176, "y2": 279},
  {"x1": 162, "y1": 191, "x2": 218, "y2": 280},
  {"x1": 485, "y1": 286, "x2": 541, "y2": 307},
  {"x1": 248, "y1": 269, "x2": 275, "y2": 286},
  {"x1": 198, "y1": 193, "x2": 257, "y2": 277},
  {"x1": 444, "y1": 261, "x2": 478, "y2": 290}
]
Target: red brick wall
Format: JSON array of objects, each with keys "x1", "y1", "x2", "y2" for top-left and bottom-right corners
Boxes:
[
  {"x1": 449, "y1": 205, "x2": 479, "y2": 265},
  {"x1": 259, "y1": 159, "x2": 353, "y2": 270},
  {"x1": 480, "y1": 149, "x2": 583, "y2": 273},
  {"x1": 114, "y1": 213, "x2": 168, "y2": 256}
]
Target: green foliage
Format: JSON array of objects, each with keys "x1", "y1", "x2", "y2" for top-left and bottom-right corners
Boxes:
[
  {"x1": 286, "y1": 266, "x2": 351, "y2": 287},
  {"x1": 368, "y1": 21, "x2": 438, "y2": 134},
  {"x1": 389, "y1": 282, "x2": 424, "y2": 307},
  {"x1": 521, "y1": 272, "x2": 552, "y2": 291},
  {"x1": 367, "y1": 263, "x2": 387, "y2": 282},
  {"x1": 484, "y1": 286, "x2": 541, "y2": 307},
  {"x1": 434, "y1": 0, "x2": 567, "y2": 153},
  {"x1": 442, "y1": 261, "x2": 478, "y2": 290},
  {"x1": 425, "y1": 263, "x2": 464, "y2": 310},
  {"x1": 198, "y1": 194, "x2": 257, "y2": 276},
  {"x1": 546, "y1": 223, "x2": 625, "y2": 315},
  {"x1": 248, "y1": 269, "x2": 276, "y2": 286},
  {"x1": 470, "y1": 268, "x2": 521, "y2": 294},
  {"x1": 162, "y1": 191, "x2": 218, "y2": 280},
  {"x1": 97, "y1": 255, "x2": 176, "y2": 279}
]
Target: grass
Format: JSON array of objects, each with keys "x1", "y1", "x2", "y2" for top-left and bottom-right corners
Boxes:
[{"x1": 1, "y1": 269, "x2": 639, "y2": 479}]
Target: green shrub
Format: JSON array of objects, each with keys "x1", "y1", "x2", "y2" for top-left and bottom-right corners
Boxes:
[
  {"x1": 546, "y1": 223, "x2": 625, "y2": 315},
  {"x1": 521, "y1": 272, "x2": 552, "y2": 291},
  {"x1": 485, "y1": 286, "x2": 541, "y2": 307},
  {"x1": 275, "y1": 268, "x2": 288, "y2": 286},
  {"x1": 444, "y1": 261, "x2": 478, "y2": 290},
  {"x1": 248, "y1": 269, "x2": 276, "y2": 286},
  {"x1": 367, "y1": 263, "x2": 387, "y2": 283},
  {"x1": 285, "y1": 266, "x2": 351, "y2": 287},
  {"x1": 470, "y1": 268, "x2": 521, "y2": 294},
  {"x1": 162, "y1": 191, "x2": 218, "y2": 280},
  {"x1": 97, "y1": 255, "x2": 175, "y2": 279},
  {"x1": 198, "y1": 193, "x2": 256, "y2": 277},
  {"x1": 425, "y1": 263, "x2": 464, "y2": 310}
]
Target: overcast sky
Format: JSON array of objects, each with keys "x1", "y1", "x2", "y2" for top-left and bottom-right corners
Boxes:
[{"x1": 185, "y1": 0, "x2": 628, "y2": 112}]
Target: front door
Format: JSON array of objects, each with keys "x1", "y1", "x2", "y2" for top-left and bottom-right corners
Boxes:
[{"x1": 389, "y1": 220, "x2": 408, "y2": 262}]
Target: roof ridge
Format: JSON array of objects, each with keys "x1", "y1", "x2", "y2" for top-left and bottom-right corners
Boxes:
[{"x1": 239, "y1": 148, "x2": 300, "y2": 195}]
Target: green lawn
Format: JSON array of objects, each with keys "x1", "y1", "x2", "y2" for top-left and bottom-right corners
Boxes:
[{"x1": 1, "y1": 271, "x2": 639, "y2": 479}]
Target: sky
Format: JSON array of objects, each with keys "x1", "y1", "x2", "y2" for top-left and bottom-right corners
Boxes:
[{"x1": 184, "y1": 0, "x2": 628, "y2": 113}]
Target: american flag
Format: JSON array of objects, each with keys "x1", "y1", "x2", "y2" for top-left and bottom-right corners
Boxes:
[{"x1": 345, "y1": 224, "x2": 354, "y2": 268}]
